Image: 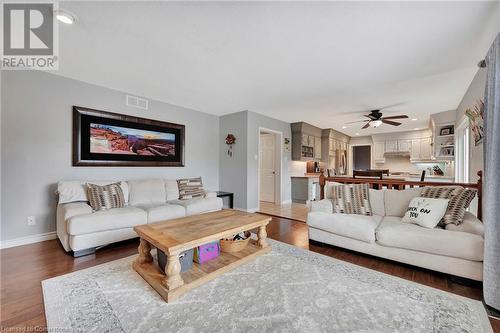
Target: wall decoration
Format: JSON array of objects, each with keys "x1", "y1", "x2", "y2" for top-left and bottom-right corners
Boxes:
[
  {"x1": 73, "y1": 106, "x2": 185, "y2": 166},
  {"x1": 225, "y1": 134, "x2": 236, "y2": 157},
  {"x1": 465, "y1": 99, "x2": 484, "y2": 146},
  {"x1": 439, "y1": 126, "x2": 454, "y2": 136},
  {"x1": 284, "y1": 137, "x2": 291, "y2": 152}
]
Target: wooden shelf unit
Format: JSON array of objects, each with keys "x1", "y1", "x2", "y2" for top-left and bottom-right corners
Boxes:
[{"x1": 134, "y1": 241, "x2": 270, "y2": 302}]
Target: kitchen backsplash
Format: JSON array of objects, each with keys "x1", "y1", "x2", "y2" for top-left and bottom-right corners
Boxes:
[{"x1": 375, "y1": 155, "x2": 452, "y2": 176}]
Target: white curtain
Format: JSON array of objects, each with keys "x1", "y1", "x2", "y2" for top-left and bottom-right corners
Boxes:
[{"x1": 483, "y1": 32, "x2": 500, "y2": 311}]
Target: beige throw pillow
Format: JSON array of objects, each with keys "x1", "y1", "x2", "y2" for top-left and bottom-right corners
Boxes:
[
  {"x1": 331, "y1": 183, "x2": 372, "y2": 216},
  {"x1": 177, "y1": 177, "x2": 206, "y2": 200},
  {"x1": 402, "y1": 197, "x2": 450, "y2": 228},
  {"x1": 86, "y1": 182, "x2": 125, "y2": 211}
]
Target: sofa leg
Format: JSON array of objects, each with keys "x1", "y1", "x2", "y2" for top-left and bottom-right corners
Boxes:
[{"x1": 73, "y1": 247, "x2": 97, "y2": 257}]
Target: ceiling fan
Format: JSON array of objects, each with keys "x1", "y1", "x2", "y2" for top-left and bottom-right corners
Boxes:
[{"x1": 345, "y1": 110, "x2": 409, "y2": 129}]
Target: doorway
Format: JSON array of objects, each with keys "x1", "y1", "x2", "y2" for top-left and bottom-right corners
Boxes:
[
  {"x1": 353, "y1": 145, "x2": 371, "y2": 171},
  {"x1": 259, "y1": 130, "x2": 281, "y2": 204}
]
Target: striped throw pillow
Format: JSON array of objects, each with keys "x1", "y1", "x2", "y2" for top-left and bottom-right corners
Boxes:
[
  {"x1": 87, "y1": 182, "x2": 125, "y2": 211},
  {"x1": 331, "y1": 183, "x2": 372, "y2": 216},
  {"x1": 421, "y1": 186, "x2": 477, "y2": 225},
  {"x1": 177, "y1": 177, "x2": 206, "y2": 200},
  {"x1": 442, "y1": 188, "x2": 477, "y2": 225}
]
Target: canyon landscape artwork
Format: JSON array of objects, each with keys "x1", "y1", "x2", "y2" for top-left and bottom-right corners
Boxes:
[
  {"x1": 90, "y1": 124, "x2": 175, "y2": 156},
  {"x1": 73, "y1": 106, "x2": 185, "y2": 166}
]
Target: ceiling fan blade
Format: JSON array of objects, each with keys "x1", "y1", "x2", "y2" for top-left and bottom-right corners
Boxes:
[
  {"x1": 382, "y1": 115, "x2": 409, "y2": 120},
  {"x1": 345, "y1": 120, "x2": 370, "y2": 124},
  {"x1": 364, "y1": 114, "x2": 377, "y2": 120},
  {"x1": 362, "y1": 122, "x2": 371, "y2": 129},
  {"x1": 382, "y1": 119, "x2": 402, "y2": 126}
]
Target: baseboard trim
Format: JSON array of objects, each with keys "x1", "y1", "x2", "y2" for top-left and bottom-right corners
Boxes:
[
  {"x1": 0, "y1": 231, "x2": 57, "y2": 249},
  {"x1": 233, "y1": 207, "x2": 259, "y2": 213}
]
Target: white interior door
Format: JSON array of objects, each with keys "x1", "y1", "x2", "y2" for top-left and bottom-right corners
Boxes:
[{"x1": 260, "y1": 134, "x2": 276, "y2": 203}]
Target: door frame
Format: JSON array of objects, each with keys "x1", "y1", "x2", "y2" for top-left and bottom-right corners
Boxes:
[
  {"x1": 257, "y1": 127, "x2": 283, "y2": 205},
  {"x1": 352, "y1": 145, "x2": 372, "y2": 171},
  {"x1": 348, "y1": 143, "x2": 373, "y2": 174}
]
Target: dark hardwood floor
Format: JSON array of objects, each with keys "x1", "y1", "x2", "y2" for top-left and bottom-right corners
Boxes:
[{"x1": 1, "y1": 216, "x2": 498, "y2": 331}]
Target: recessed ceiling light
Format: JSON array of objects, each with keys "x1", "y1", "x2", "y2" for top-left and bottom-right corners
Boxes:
[
  {"x1": 55, "y1": 10, "x2": 76, "y2": 24},
  {"x1": 342, "y1": 126, "x2": 347, "y2": 129},
  {"x1": 414, "y1": 128, "x2": 419, "y2": 130},
  {"x1": 355, "y1": 133, "x2": 360, "y2": 136},
  {"x1": 411, "y1": 118, "x2": 418, "y2": 121}
]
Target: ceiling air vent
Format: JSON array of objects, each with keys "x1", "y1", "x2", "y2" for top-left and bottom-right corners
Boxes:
[{"x1": 126, "y1": 94, "x2": 149, "y2": 110}]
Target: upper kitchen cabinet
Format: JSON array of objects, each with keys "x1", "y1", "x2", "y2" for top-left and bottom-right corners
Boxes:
[
  {"x1": 373, "y1": 141, "x2": 386, "y2": 163},
  {"x1": 291, "y1": 122, "x2": 323, "y2": 161},
  {"x1": 321, "y1": 129, "x2": 350, "y2": 174}
]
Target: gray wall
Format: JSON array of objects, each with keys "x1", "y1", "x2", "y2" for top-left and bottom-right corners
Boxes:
[
  {"x1": 246, "y1": 111, "x2": 292, "y2": 210},
  {"x1": 1, "y1": 71, "x2": 219, "y2": 241},
  {"x1": 456, "y1": 69, "x2": 486, "y2": 182},
  {"x1": 219, "y1": 111, "x2": 292, "y2": 211},
  {"x1": 219, "y1": 111, "x2": 248, "y2": 210}
]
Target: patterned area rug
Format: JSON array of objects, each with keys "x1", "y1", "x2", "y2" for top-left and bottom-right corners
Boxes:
[{"x1": 42, "y1": 240, "x2": 492, "y2": 332}]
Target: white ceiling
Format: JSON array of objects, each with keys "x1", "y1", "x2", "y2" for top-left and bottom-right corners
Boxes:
[{"x1": 56, "y1": 1, "x2": 500, "y2": 136}]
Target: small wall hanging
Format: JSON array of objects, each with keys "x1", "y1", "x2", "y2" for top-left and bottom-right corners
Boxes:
[
  {"x1": 284, "y1": 137, "x2": 291, "y2": 152},
  {"x1": 225, "y1": 134, "x2": 236, "y2": 157}
]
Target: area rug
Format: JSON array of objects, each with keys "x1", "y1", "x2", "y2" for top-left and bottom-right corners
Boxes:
[{"x1": 42, "y1": 239, "x2": 492, "y2": 332}]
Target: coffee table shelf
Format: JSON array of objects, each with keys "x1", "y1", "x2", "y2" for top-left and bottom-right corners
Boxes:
[
  {"x1": 134, "y1": 240, "x2": 270, "y2": 302},
  {"x1": 133, "y1": 210, "x2": 271, "y2": 302}
]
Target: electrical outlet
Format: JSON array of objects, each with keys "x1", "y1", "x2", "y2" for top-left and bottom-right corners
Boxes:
[{"x1": 27, "y1": 216, "x2": 36, "y2": 226}]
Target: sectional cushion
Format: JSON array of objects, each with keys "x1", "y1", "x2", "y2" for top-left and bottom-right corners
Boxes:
[
  {"x1": 128, "y1": 179, "x2": 166, "y2": 206},
  {"x1": 445, "y1": 212, "x2": 484, "y2": 237},
  {"x1": 369, "y1": 189, "x2": 385, "y2": 217},
  {"x1": 376, "y1": 216, "x2": 484, "y2": 261},
  {"x1": 57, "y1": 180, "x2": 129, "y2": 204},
  {"x1": 169, "y1": 197, "x2": 223, "y2": 216},
  {"x1": 309, "y1": 199, "x2": 334, "y2": 214},
  {"x1": 165, "y1": 179, "x2": 180, "y2": 201},
  {"x1": 384, "y1": 187, "x2": 422, "y2": 217},
  {"x1": 136, "y1": 204, "x2": 186, "y2": 223},
  {"x1": 307, "y1": 212, "x2": 382, "y2": 243},
  {"x1": 67, "y1": 207, "x2": 147, "y2": 235}
]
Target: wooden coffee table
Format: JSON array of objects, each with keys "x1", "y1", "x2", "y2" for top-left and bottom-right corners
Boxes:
[{"x1": 133, "y1": 209, "x2": 271, "y2": 302}]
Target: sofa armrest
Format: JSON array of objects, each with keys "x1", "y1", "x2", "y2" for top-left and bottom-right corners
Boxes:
[
  {"x1": 445, "y1": 212, "x2": 484, "y2": 237},
  {"x1": 56, "y1": 202, "x2": 93, "y2": 252},
  {"x1": 206, "y1": 191, "x2": 217, "y2": 198},
  {"x1": 309, "y1": 199, "x2": 333, "y2": 214}
]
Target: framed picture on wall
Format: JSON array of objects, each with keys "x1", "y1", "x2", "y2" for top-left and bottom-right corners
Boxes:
[{"x1": 73, "y1": 106, "x2": 185, "y2": 166}]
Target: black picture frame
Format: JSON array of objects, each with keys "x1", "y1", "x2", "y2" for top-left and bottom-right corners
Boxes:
[{"x1": 73, "y1": 106, "x2": 185, "y2": 167}]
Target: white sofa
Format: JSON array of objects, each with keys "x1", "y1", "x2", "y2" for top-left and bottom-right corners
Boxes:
[
  {"x1": 56, "y1": 179, "x2": 223, "y2": 256},
  {"x1": 307, "y1": 186, "x2": 484, "y2": 281}
]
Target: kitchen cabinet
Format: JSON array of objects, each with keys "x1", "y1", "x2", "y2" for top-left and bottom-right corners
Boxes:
[
  {"x1": 410, "y1": 137, "x2": 433, "y2": 161},
  {"x1": 398, "y1": 140, "x2": 411, "y2": 152},
  {"x1": 385, "y1": 140, "x2": 398, "y2": 153},
  {"x1": 291, "y1": 177, "x2": 320, "y2": 204},
  {"x1": 373, "y1": 142, "x2": 386, "y2": 163},
  {"x1": 314, "y1": 137, "x2": 322, "y2": 159},
  {"x1": 291, "y1": 122, "x2": 322, "y2": 161},
  {"x1": 420, "y1": 138, "x2": 432, "y2": 159}
]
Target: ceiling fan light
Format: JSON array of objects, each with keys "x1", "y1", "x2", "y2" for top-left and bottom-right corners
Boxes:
[{"x1": 371, "y1": 120, "x2": 383, "y2": 127}]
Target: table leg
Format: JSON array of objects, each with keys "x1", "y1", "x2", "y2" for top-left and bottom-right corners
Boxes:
[
  {"x1": 257, "y1": 224, "x2": 269, "y2": 248},
  {"x1": 136, "y1": 238, "x2": 153, "y2": 264},
  {"x1": 164, "y1": 252, "x2": 184, "y2": 290}
]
